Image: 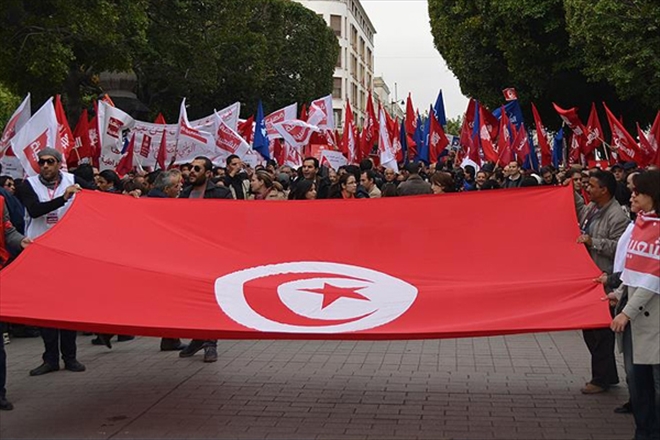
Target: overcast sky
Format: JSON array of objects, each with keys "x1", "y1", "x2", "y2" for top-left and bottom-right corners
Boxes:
[{"x1": 360, "y1": 0, "x2": 469, "y2": 120}]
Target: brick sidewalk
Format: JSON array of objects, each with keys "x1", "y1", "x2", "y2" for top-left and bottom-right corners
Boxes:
[{"x1": 0, "y1": 331, "x2": 633, "y2": 439}]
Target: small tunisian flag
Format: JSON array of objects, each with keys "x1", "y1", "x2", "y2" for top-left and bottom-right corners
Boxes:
[
  {"x1": 0, "y1": 185, "x2": 610, "y2": 340},
  {"x1": 531, "y1": 103, "x2": 551, "y2": 167},
  {"x1": 115, "y1": 132, "x2": 135, "y2": 176}
]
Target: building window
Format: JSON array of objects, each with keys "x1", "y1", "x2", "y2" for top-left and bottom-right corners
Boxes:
[
  {"x1": 333, "y1": 78, "x2": 342, "y2": 99},
  {"x1": 351, "y1": 55, "x2": 357, "y2": 78},
  {"x1": 351, "y1": 25, "x2": 358, "y2": 50},
  {"x1": 367, "y1": 48, "x2": 373, "y2": 71},
  {"x1": 330, "y1": 15, "x2": 342, "y2": 37},
  {"x1": 352, "y1": 83, "x2": 358, "y2": 108},
  {"x1": 336, "y1": 50, "x2": 342, "y2": 68},
  {"x1": 334, "y1": 109, "x2": 343, "y2": 128}
]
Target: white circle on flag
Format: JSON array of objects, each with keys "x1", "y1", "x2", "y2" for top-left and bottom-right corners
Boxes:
[{"x1": 214, "y1": 261, "x2": 418, "y2": 333}]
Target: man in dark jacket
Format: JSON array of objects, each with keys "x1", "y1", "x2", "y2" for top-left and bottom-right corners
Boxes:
[
  {"x1": 397, "y1": 162, "x2": 432, "y2": 196},
  {"x1": 180, "y1": 156, "x2": 232, "y2": 200},
  {"x1": 178, "y1": 157, "x2": 230, "y2": 362}
]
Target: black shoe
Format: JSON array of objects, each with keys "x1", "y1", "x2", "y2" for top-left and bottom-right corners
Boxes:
[
  {"x1": 92, "y1": 335, "x2": 112, "y2": 349},
  {"x1": 614, "y1": 401, "x2": 632, "y2": 414},
  {"x1": 160, "y1": 338, "x2": 185, "y2": 351},
  {"x1": 29, "y1": 362, "x2": 59, "y2": 376},
  {"x1": 117, "y1": 335, "x2": 134, "y2": 342},
  {"x1": 203, "y1": 346, "x2": 218, "y2": 363},
  {"x1": 64, "y1": 360, "x2": 86, "y2": 372},
  {"x1": 0, "y1": 397, "x2": 13, "y2": 411},
  {"x1": 179, "y1": 340, "x2": 206, "y2": 358}
]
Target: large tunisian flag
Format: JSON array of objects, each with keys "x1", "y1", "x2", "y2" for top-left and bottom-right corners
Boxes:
[{"x1": 0, "y1": 186, "x2": 609, "y2": 340}]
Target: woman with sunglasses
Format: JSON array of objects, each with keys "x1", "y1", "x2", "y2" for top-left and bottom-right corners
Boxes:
[{"x1": 610, "y1": 170, "x2": 660, "y2": 440}]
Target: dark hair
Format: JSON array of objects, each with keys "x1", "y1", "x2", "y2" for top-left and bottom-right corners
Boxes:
[
  {"x1": 633, "y1": 170, "x2": 660, "y2": 212},
  {"x1": 463, "y1": 165, "x2": 476, "y2": 179},
  {"x1": 98, "y1": 170, "x2": 122, "y2": 191},
  {"x1": 361, "y1": 169, "x2": 376, "y2": 183},
  {"x1": 226, "y1": 154, "x2": 240, "y2": 165},
  {"x1": 193, "y1": 156, "x2": 213, "y2": 172},
  {"x1": 430, "y1": 172, "x2": 455, "y2": 192},
  {"x1": 146, "y1": 170, "x2": 162, "y2": 185},
  {"x1": 288, "y1": 179, "x2": 316, "y2": 200},
  {"x1": 303, "y1": 157, "x2": 319, "y2": 169},
  {"x1": 72, "y1": 163, "x2": 95, "y2": 185},
  {"x1": 481, "y1": 179, "x2": 501, "y2": 190},
  {"x1": 359, "y1": 158, "x2": 373, "y2": 172},
  {"x1": 180, "y1": 163, "x2": 192, "y2": 171},
  {"x1": 266, "y1": 159, "x2": 277, "y2": 169},
  {"x1": 520, "y1": 176, "x2": 539, "y2": 187},
  {"x1": 590, "y1": 170, "x2": 617, "y2": 197},
  {"x1": 0, "y1": 176, "x2": 14, "y2": 188},
  {"x1": 381, "y1": 182, "x2": 398, "y2": 197},
  {"x1": 344, "y1": 164, "x2": 361, "y2": 181},
  {"x1": 329, "y1": 173, "x2": 355, "y2": 198}
]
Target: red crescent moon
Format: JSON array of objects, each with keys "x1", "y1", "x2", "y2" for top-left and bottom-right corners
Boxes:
[{"x1": 241, "y1": 272, "x2": 375, "y2": 327}]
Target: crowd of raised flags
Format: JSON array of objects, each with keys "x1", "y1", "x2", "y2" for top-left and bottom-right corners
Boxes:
[{"x1": 0, "y1": 87, "x2": 658, "y2": 180}]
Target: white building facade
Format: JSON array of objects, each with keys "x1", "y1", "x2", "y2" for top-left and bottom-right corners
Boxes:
[{"x1": 293, "y1": 0, "x2": 376, "y2": 129}]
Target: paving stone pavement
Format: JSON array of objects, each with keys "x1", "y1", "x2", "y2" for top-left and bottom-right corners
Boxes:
[{"x1": 0, "y1": 331, "x2": 634, "y2": 439}]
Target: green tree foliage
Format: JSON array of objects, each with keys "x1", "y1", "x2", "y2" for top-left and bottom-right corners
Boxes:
[
  {"x1": 564, "y1": 0, "x2": 660, "y2": 110},
  {"x1": 0, "y1": 82, "x2": 21, "y2": 134},
  {"x1": 428, "y1": 0, "x2": 658, "y2": 130},
  {"x1": 0, "y1": 0, "x2": 149, "y2": 121},
  {"x1": 445, "y1": 116, "x2": 463, "y2": 136},
  {"x1": 0, "y1": 0, "x2": 338, "y2": 123}
]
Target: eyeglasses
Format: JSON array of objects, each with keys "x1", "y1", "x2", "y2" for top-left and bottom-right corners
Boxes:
[
  {"x1": 4, "y1": 182, "x2": 14, "y2": 188},
  {"x1": 38, "y1": 158, "x2": 57, "y2": 166},
  {"x1": 191, "y1": 165, "x2": 203, "y2": 172}
]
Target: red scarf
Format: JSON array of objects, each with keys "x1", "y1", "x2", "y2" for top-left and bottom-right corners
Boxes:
[{"x1": 0, "y1": 195, "x2": 11, "y2": 267}]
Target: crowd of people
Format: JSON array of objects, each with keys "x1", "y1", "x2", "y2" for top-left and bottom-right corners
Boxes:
[{"x1": 0, "y1": 149, "x2": 658, "y2": 440}]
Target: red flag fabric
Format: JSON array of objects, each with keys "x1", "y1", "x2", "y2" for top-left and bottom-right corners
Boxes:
[
  {"x1": 512, "y1": 123, "x2": 531, "y2": 163},
  {"x1": 54, "y1": 95, "x2": 75, "y2": 161},
  {"x1": 405, "y1": 93, "x2": 417, "y2": 137},
  {"x1": 478, "y1": 105, "x2": 499, "y2": 163},
  {"x1": 299, "y1": 103, "x2": 308, "y2": 122},
  {"x1": 428, "y1": 110, "x2": 449, "y2": 164},
  {"x1": 478, "y1": 103, "x2": 499, "y2": 140},
  {"x1": 359, "y1": 91, "x2": 378, "y2": 161},
  {"x1": 568, "y1": 133, "x2": 581, "y2": 166},
  {"x1": 115, "y1": 133, "x2": 135, "y2": 176},
  {"x1": 156, "y1": 128, "x2": 168, "y2": 171},
  {"x1": 154, "y1": 113, "x2": 166, "y2": 125},
  {"x1": 88, "y1": 102, "x2": 101, "y2": 168},
  {"x1": 502, "y1": 88, "x2": 518, "y2": 101},
  {"x1": 68, "y1": 109, "x2": 92, "y2": 168},
  {"x1": 341, "y1": 100, "x2": 357, "y2": 164},
  {"x1": 552, "y1": 103, "x2": 587, "y2": 138},
  {"x1": 583, "y1": 103, "x2": 603, "y2": 156},
  {"x1": 238, "y1": 116, "x2": 255, "y2": 144},
  {"x1": 0, "y1": 186, "x2": 610, "y2": 339},
  {"x1": 603, "y1": 102, "x2": 641, "y2": 163},
  {"x1": 531, "y1": 103, "x2": 551, "y2": 166},
  {"x1": 648, "y1": 111, "x2": 660, "y2": 155},
  {"x1": 496, "y1": 107, "x2": 513, "y2": 166},
  {"x1": 636, "y1": 123, "x2": 653, "y2": 168}
]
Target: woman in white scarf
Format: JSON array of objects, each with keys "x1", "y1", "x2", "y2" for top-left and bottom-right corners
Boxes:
[{"x1": 610, "y1": 170, "x2": 660, "y2": 440}]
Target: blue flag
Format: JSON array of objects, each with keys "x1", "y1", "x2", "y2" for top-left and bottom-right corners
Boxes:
[
  {"x1": 552, "y1": 128, "x2": 564, "y2": 169},
  {"x1": 253, "y1": 100, "x2": 270, "y2": 160},
  {"x1": 433, "y1": 90, "x2": 447, "y2": 126},
  {"x1": 400, "y1": 120, "x2": 408, "y2": 161},
  {"x1": 415, "y1": 114, "x2": 427, "y2": 164}
]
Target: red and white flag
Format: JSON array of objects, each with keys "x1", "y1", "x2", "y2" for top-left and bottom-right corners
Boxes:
[
  {"x1": 478, "y1": 105, "x2": 499, "y2": 163},
  {"x1": 647, "y1": 111, "x2": 660, "y2": 167},
  {"x1": 583, "y1": 103, "x2": 603, "y2": 156},
  {"x1": 0, "y1": 93, "x2": 31, "y2": 155},
  {"x1": 502, "y1": 88, "x2": 518, "y2": 101},
  {"x1": 283, "y1": 140, "x2": 303, "y2": 168},
  {"x1": 428, "y1": 109, "x2": 449, "y2": 164},
  {"x1": 68, "y1": 109, "x2": 93, "y2": 168},
  {"x1": 531, "y1": 102, "x2": 551, "y2": 167},
  {"x1": 54, "y1": 95, "x2": 75, "y2": 161},
  {"x1": 341, "y1": 100, "x2": 358, "y2": 164},
  {"x1": 0, "y1": 94, "x2": 31, "y2": 177},
  {"x1": 98, "y1": 100, "x2": 135, "y2": 170},
  {"x1": 497, "y1": 107, "x2": 513, "y2": 166},
  {"x1": 265, "y1": 103, "x2": 297, "y2": 138},
  {"x1": 378, "y1": 105, "x2": 397, "y2": 172},
  {"x1": 115, "y1": 132, "x2": 136, "y2": 176},
  {"x1": 0, "y1": 185, "x2": 613, "y2": 339},
  {"x1": 189, "y1": 102, "x2": 241, "y2": 134},
  {"x1": 10, "y1": 98, "x2": 59, "y2": 177},
  {"x1": 603, "y1": 102, "x2": 641, "y2": 163},
  {"x1": 175, "y1": 99, "x2": 215, "y2": 163},
  {"x1": 512, "y1": 123, "x2": 531, "y2": 164},
  {"x1": 552, "y1": 103, "x2": 587, "y2": 138},
  {"x1": 213, "y1": 115, "x2": 252, "y2": 164},
  {"x1": 359, "y1": 91, "x2": 378, "y2": 160},
  {"x1": 307, "y1": 95, "x2": 334, "y2": 130},
  {"x1": 273, "y1": 120, "x2": 319, "y2": 151}
]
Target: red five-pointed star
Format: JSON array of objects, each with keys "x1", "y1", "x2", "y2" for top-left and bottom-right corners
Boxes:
[{"x1": 303, "y1": 283, "x2": 370, "y2": 309}]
